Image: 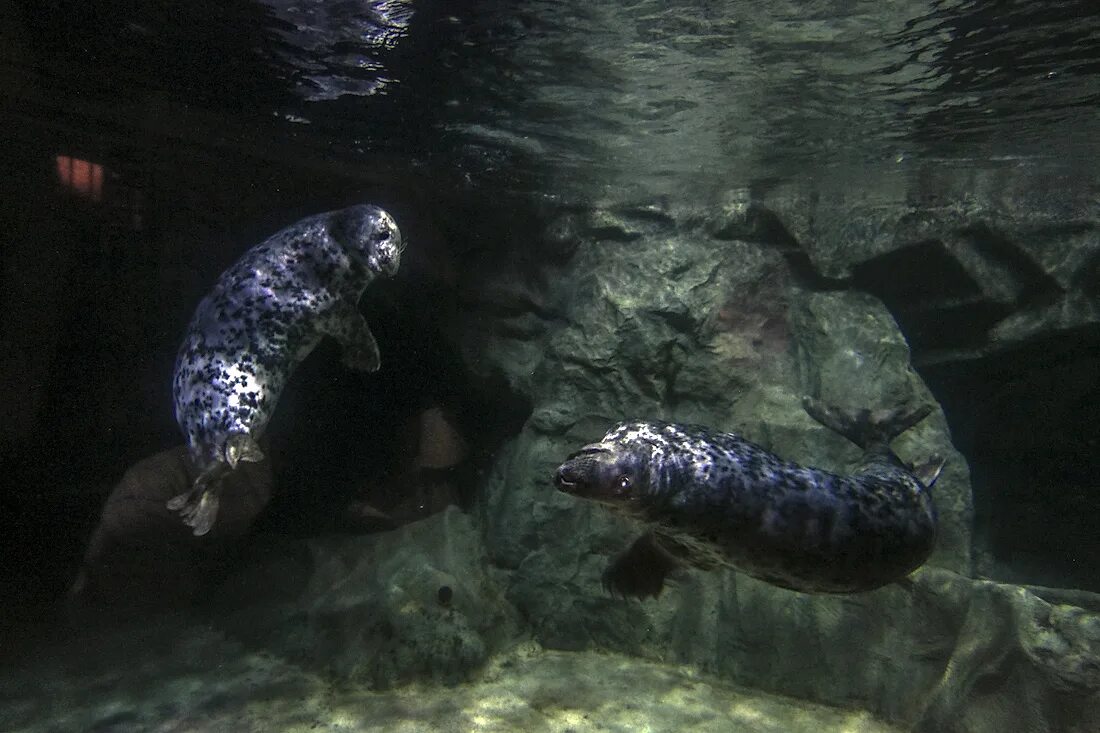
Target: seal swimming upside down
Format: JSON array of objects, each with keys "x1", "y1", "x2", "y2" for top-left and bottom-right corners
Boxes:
[
  {"x1": 554, "y1": 398, "x2": 944, "y2": 598},
  {"x1": 170, "y1": 204, "x2": 404, "y2": 536}
]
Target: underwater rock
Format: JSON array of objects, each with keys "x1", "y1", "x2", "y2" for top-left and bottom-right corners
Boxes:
[
  {"x1": 706, "y1": 194, "x2": 796, "y2": 247},
  {"x1": 68, "y1": 445, "x2": 271, "y2": 617},
  {"x1": 461, "y1": 202, "x2": 982, "y2": 720},
  {"x1": 912, "y1": 571, "x2": 1100, "y2": 733},
  {"x1": 212, "y1": 506, "x2": 519, "y2": 688},
  {"x1": 437, "y1": 192, "x2": 1100, "y2": 730},
  {"x1": 776, "y1": 186, "x2": 1100, "y2": 362},
  {"x1": 689, "y1": 181, "x2": 1100, "y2": 369}
]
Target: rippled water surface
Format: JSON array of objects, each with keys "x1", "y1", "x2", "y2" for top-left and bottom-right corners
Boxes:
[{"x1": 10, "y1": 0, "x2": 1100, "y2": 200}]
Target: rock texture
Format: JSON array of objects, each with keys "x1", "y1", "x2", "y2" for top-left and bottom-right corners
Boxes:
[
  {"x1": 450, "y1": 199, "x2": 1100, "y2": 731},
  {"x1": 211, "y1": 507, "x2": 520, "y2": 689},
  {"x1": 739, "y1": 181, "x2": 1100, "y2": 365},
  {"x1": 912, "y1": 573, "x2": 1100, "y2": 733},
  {"x1": 0, "y1": 631, "x2": 902, "y2": 733},
  {"x1": 68, "y1": 445, "x2": 272, "y2": 616}
]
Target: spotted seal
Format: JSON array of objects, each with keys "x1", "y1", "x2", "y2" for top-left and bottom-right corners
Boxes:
[
  {"x1": 554, "y1": 398, "x2": 944, "y2": 597},
  {"x1": 169, "y1": 204, "x2": 403, "y2": 536}
]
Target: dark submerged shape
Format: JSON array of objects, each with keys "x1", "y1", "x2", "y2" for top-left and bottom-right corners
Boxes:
[
  {"x1": 170, "y1": 204, "x2": 404, "y2": 536},
  {"x1": 554, "y1": 398, "x2": 944, "y2": 598}
]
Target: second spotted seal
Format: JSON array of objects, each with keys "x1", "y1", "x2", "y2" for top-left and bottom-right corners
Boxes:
[
  {"x1": 554, "y1": 398, "x2": 944, "y2": 598},
  {"x1": 170, "y1": 204, "x2": 403, "y2": 536}
]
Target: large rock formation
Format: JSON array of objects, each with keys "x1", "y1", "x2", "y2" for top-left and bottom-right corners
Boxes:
[
  {"x1": 211, "y1": 507, "x2": 520, "y2": 690},
  {"x1": 68, "y1": 445, "x2": 272, "y2": 617},
  {"x1": 69, "y1": 192, "x2": 1096, "y2": 732},
  {"x1": 741, "y1": 179, "x2": 1100, "y2": 364},
  {"x1": 446, "y1": 197, "x2": 1100, "y2": 731}
]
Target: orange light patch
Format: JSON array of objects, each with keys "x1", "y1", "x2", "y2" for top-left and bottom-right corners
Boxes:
[{"x1": 56, "y1": 155, "x2": 104, "y2": 201}]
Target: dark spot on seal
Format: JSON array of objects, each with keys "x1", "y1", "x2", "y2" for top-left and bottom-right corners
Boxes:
[{"x1": 437, "y1": 585, "x2": 453, "y2": 606}]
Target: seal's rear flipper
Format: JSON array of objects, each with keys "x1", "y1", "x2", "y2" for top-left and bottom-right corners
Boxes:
[
  {"x1": 602, "y1": 532, "x2": 682, "y2": 599},
  {"x1": 802, "y1": 396, "x2": 933, "y2": 450},
  {"x1": 166, "y1": 487, "x2": 198, "y2": 512},
  {"x1": 225, "y1": 433, "x2": 265, "y2": 468},
  {"x1": 913, "y1": 455, "x2": 946, "y2": 490},
  {"x1": 167, "y1": 459, "x2": 229, "y2": 535},
  {"x1": 184, "y1": 491, "x2": 219, "y2": 536},
  {"x1": 166, "y1": 484, "x2": 221, "y2": 536}
]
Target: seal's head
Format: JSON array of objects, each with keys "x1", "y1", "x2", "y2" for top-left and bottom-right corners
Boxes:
[
  {"x1": 332, "y1": 204, "x2": 404, "y2": 276},
  {"x1": 554, "y1": 434, "x2": 655, "y2": 506}
]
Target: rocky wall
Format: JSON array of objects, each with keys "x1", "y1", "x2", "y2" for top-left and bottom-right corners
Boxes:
[
  {"x1": 193, "y1": 193, "x2": 1100, "y2": 731},
  {"x1": 450, "y1": 197, "x2": 1100, "y2": 730}
]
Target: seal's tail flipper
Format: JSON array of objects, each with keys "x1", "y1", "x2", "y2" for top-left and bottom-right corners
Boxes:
[
  {"x1": 166, "y1": 485, "x2": 221, "y2": 536},
  {"x1": 913, "y1": 455, "x2": 946, "y2": 490},
  {"x1": 225, "y1": 433, "x2": 265, "y2": 468},
  {"x1": 166, "y1": 486, "x2": 200, "y2": 512},
  {"x1": 801, "y1": 396, "x2": 933, "y2": 450},
  {"x1": 181, "y1": 490, "x2": 220, "y2": 537},
  {"x1": 167, "y1": 459, "x2": 229, "y2": 536}
]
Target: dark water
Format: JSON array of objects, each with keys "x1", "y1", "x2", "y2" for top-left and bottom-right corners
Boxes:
[{"x1": 2, "y1": 1, "x2": 1100, "y2": 730}]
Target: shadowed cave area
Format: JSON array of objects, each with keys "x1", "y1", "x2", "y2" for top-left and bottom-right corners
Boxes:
[
  {"x1": 256, "y1": 288, "x2": 532, "y2": 540},
  {"x1": 0, "y1": 162, "x2": 536, "y2": 621},
  {"x1": 921, "y1": 327, "x2": 1100, "y2": 591},
  {"x1": 842, "y1": 225, "x2": 1100, "y2": 593}
]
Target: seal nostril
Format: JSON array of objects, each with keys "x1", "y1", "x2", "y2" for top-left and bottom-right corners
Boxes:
[{"x1": 555, "y1": 467, "x2": 579, "y2": 491}]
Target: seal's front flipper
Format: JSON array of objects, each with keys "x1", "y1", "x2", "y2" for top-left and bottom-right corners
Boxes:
[
  {"x1": 802, "y1": 396, "x2": 933, "y2": 449},
  {"x1": 602, "y1": 532, "x2": 682, "y2": 599},
  {"x1": 321, "y1": 304, "x2": 381, "y2": 372},
  {"x1": 341, "y1": 333, "x2": 381, "y2": 373},
  {"x1": 225, "y1": 433, "x2": 264, "y2": 468}
]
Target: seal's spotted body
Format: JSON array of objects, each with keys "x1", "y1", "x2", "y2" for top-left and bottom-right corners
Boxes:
[
  {"x1": 554, "y1": 399, "x2": 943, "y2": 597},
  {"x1": 171, "y1": 204, "x2": 403, "y2": 535}
]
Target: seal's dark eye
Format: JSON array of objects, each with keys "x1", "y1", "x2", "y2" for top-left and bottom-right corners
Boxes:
[{"x1": 618, "y1": 476, "x2": 632, "y2": 490}]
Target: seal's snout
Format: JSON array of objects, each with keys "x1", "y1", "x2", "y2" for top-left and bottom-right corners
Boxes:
[
  {"x1": 555, "y1": 463, "x2": 581, "y2": 493},
  {"x1": 554, "y1": 445, "x2": 611, "y2": 496},
  {"x1": 372, "y1": 212, "x2": 404, "y2": 275}
]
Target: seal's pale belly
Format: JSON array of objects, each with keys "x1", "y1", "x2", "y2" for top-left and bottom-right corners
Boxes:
[{"x1": 174, "y1": 278, "x2": 330, "y2": 465}]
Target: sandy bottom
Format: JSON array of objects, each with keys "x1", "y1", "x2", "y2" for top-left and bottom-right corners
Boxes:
[{"x1": 1, "y1": 620, "x2": 898, "y2": 733}]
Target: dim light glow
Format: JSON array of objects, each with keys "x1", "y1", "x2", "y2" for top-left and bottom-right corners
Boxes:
[{"x1": 55, "y1": 154, "x2": 104, "y2": 201}]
